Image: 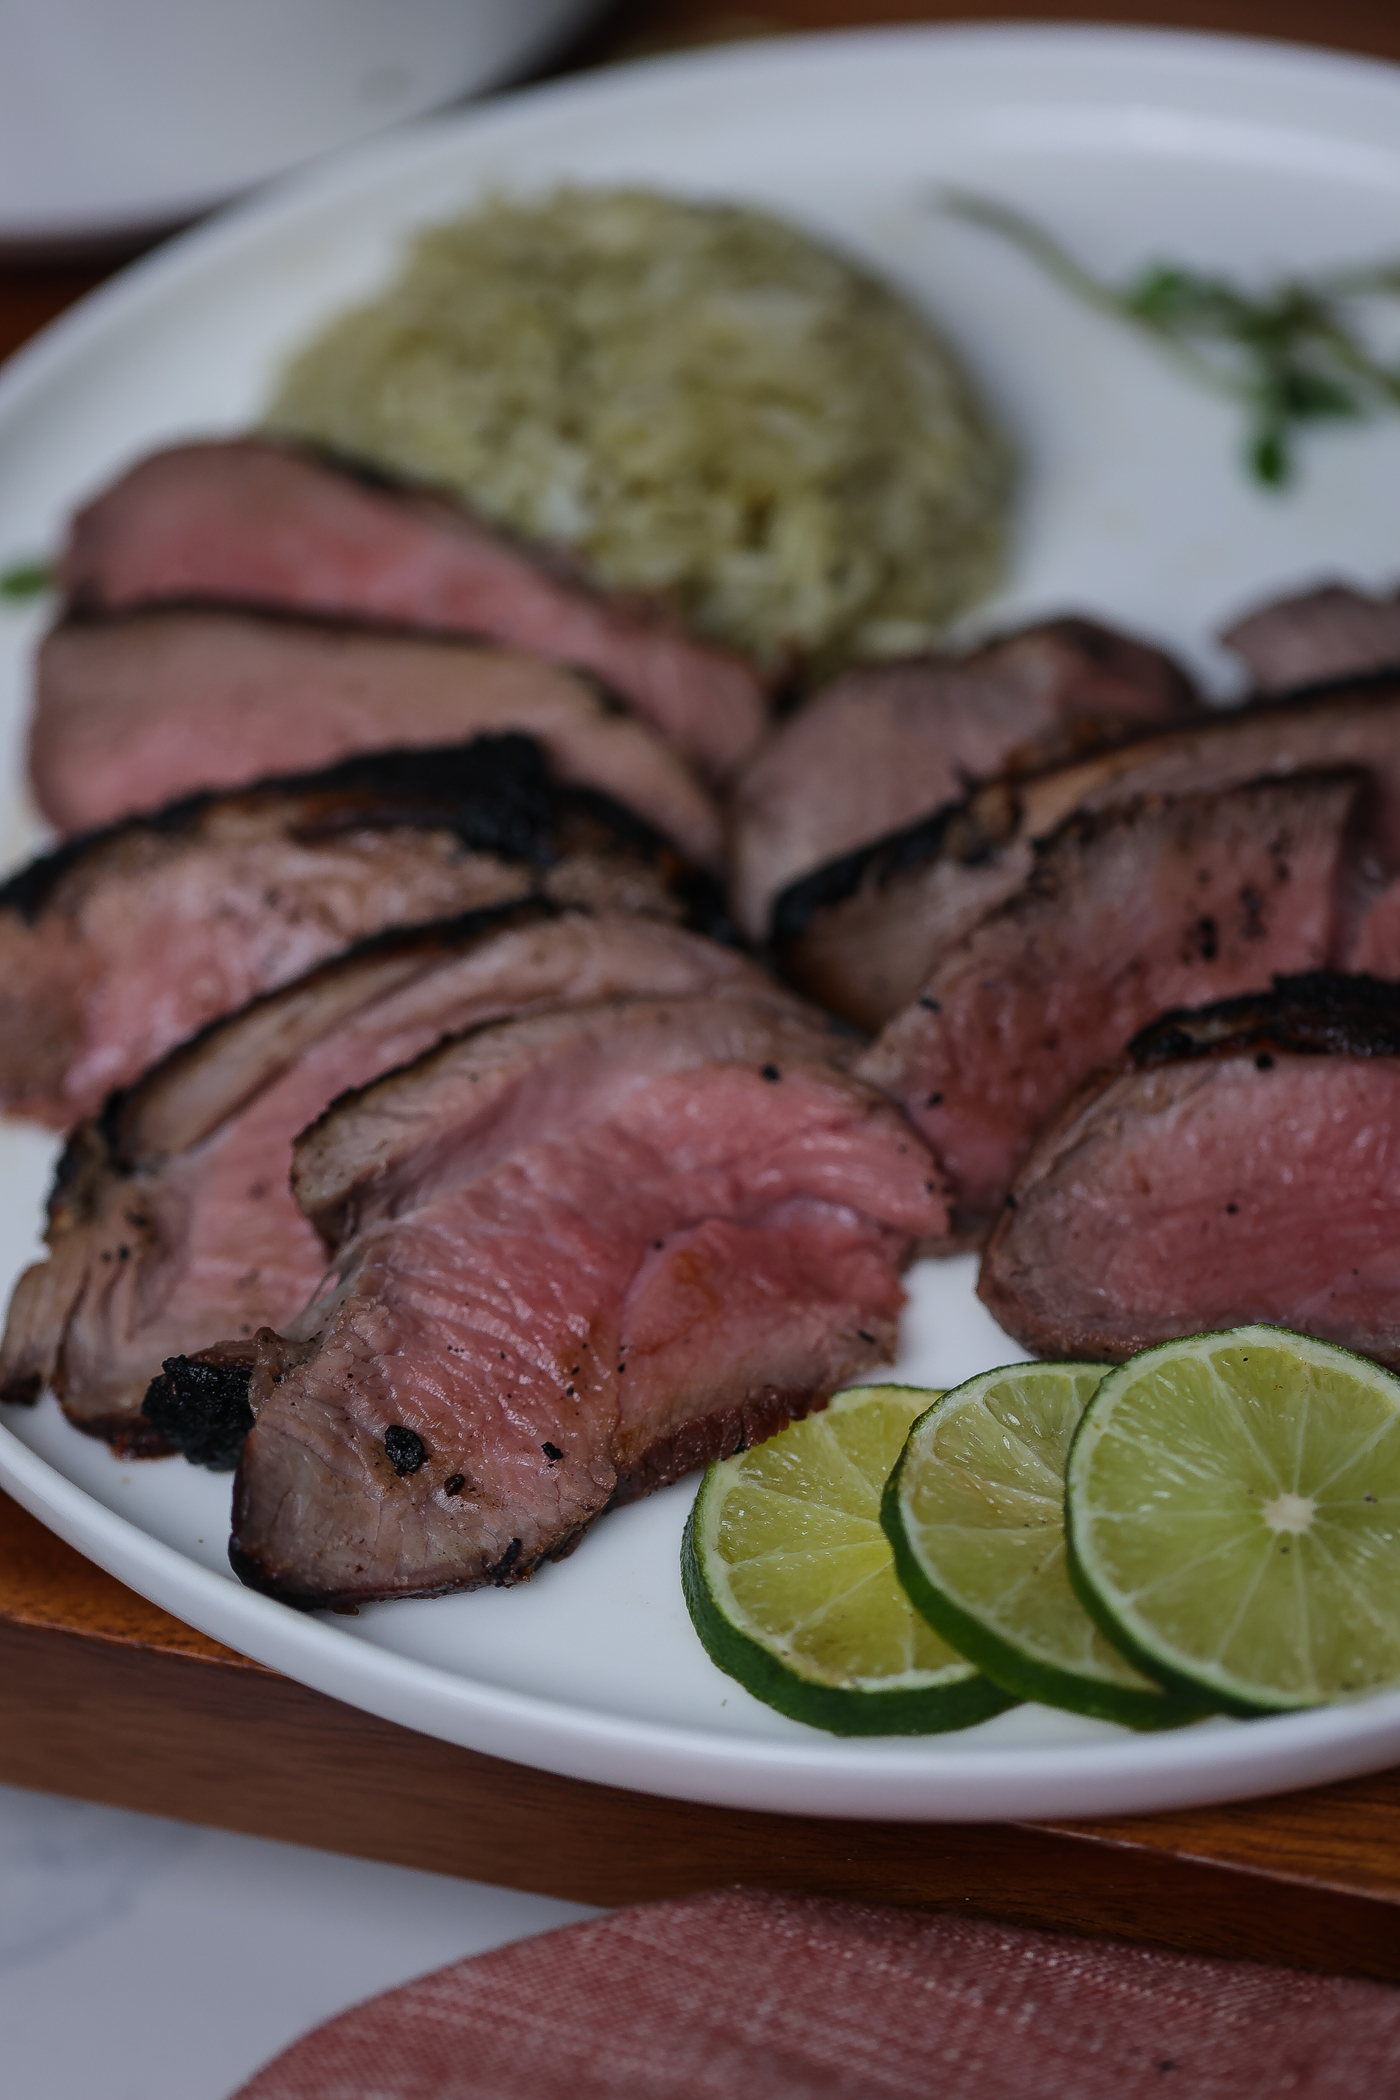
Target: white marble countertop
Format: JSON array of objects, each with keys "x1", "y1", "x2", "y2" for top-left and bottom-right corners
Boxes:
[{"x1": 0, "y1": 1779, "x2": 599, "y2": 2099}]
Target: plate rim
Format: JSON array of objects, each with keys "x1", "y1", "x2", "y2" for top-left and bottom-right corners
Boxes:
[
  {"x1": 3, "y1": 17, "x2": 1400, "y2": 1822},
  {"x1": 6, "y1": 1411, "x2": 1400, "y2": 1823}
]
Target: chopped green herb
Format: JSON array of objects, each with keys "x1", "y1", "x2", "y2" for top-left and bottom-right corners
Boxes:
[
  {"x1": 943, "y1": 190, "x2": 1400, "y2": 487},
  {"x1": 0, "y1": 559, "x2": 52, "y2": 603}
]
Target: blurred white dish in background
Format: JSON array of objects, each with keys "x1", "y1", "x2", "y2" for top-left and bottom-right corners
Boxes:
[{"x1": 0, "y1": 0, "x2": 604, "y2": 251}]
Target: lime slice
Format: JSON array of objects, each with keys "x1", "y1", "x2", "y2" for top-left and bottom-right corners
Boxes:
[
  {"x1": 1065, "y1": 1325, "x2": 1400, "y2": 1715},
  {"x1": 681, "y1": 1385, "x2": 1014, "y2": 1735},
  {"x1": 882, "y1": 1363, "x2": 1194, "y2": 1728}
]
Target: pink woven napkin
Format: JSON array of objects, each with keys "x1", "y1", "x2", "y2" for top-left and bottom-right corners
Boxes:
[{"x1": 230, "y1": 1887, "x2": 1400, "y2": 2100}]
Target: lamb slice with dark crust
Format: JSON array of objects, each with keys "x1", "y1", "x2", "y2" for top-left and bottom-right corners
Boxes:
[
  {"x1": 219, "y1": 995, "x2": 946, "y2": 1606},
  {"x1": 776, "y1": 671, "x2": 1400, "y2": 1029},
  {"x1": 0, "y1": 734, "x2": 721, "y2": 1128},
  {"x1": 1221, "y1": 582, "x2": 1400, "y2": 693},
  {"x1": 32, "y1": 609, "x2": 722, "y2": 868},
  {"x1": 856, "y1": 772, "x2": 1362, "y2": 1240},
  {"x1": 59, "y1": 438, "x2": 768, "y2": 780},
  {"x1": 0, "y1": 907, "x2": 781, "y2": 1450},
  {"x1": 728, "y1": 617, "x2": 1196, "y2": 940},
  {"x1": 979, "y1": 973, "x2": 1400, "y2": 1368}
]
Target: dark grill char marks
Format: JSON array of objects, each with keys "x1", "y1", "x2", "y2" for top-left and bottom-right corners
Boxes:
[
  {"x1": 59, "y1": 439, "x2": 768, "y2": 781},
  {"x1": 1221, "y1": 582, "x2": 1400, "y2": 694},
  {"x1": 775, "y1": 671, "x2": 1400, "y2": 1030},
  {"x1": 228, "y1": 996, "x2": 948, "y2": 1607},
  {"x1": 978, "y1": 973, "x2": 1400, "y2": 1369},
  {"x1": 0, "y1": 735, "x2": 721, "y2": 1128},
  {"x1": 728, "y1": 618, "x2": 1196, "y2": 941},
  {"x1": 0, "y1": 907, "x2": 781, "y2": 1446},
  {"x1": 856, "y1": 773, "x2": 1363, "y2": 1240},
  {"x1": 32, "y1": 609, "x2": 723, "y2": 868}
]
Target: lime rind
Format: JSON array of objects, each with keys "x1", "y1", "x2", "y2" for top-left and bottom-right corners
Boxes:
[
  {"x1": 1064, "y1": 1324, "x2": 1400, "y2": 1717},
  {"x1": 682, "y1": 1384, "x2": 1014, "y2": 1736},
  {"x1": 882, "y1": 1365, "x2": 1198, "y2": 1730}
]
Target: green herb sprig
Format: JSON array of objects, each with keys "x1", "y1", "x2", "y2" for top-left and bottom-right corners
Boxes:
[
  {"x1": 0, "y1": 559, "x2": 53, "y2": 604},
  {"x1": 943, "y1": 190, "x2": 1400, "y2": 487}
]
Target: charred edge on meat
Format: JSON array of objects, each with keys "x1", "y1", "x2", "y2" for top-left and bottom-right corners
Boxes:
[
  {"x1": 0, "y1": 734, "x2": 731, "y2": 935},
  {"x1": 142, "y1": 1351, "x2": 256, "y2": 1471},
  {"x1": 770, "y1": 781, "x2": 1022, "y2": 951},
  {"x1": 767, "y1": 665, "x2": 1400, "y2": 955},
  {"x1": 1130, "y1": 971, "x2": 1400, "y2": 1069},
  {"x1": 43, "y1": 1116, "x2": 120, "y2": 1234}
]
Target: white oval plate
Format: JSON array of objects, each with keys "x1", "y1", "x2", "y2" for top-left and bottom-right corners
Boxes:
[{"x1": 2, "y1": 24, "x2": 1400, "y2": 1822}]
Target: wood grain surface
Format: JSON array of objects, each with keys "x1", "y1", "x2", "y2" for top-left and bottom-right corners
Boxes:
[
  {"x1": 1, "y1": 1491, "x2": 1397, "y2": 1980},
  {"x1": 2, "y1": 0, "x2": 1399, "y2": 1977}
]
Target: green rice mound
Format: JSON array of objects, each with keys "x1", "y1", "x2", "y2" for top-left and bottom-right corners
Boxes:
[{"x1": 266, "y1": 189, "x2": 1013, "y2": 668}]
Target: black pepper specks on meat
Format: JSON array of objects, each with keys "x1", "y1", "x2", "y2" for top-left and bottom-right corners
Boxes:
[
  {"x1": 1193, "y1": 916, "x2": 1219, "y2": 962},
  {"x1": 542, "y1": 1442, "x2": 563, "y2": 1462},
  {"x1": 926, "y1": 1092, "x2": 943, "y2": 1107},
  {"x1": 493, "y1": 1537, "x2": 523, "y2": 1584},
  {"x1": 1256, "y1": 1051, "x2": 1275, "y2": 1070},
  {"x1": 443, "y1": 1473, "x2": 466, "y2": 1497},
  {"x1": 384, "y1": 1424, "x2": 427, "y2": 1475},
  {"x1": 1239, "y1": 883, "x2": 1266, "y2": 939},
  {"x1": 856, "y1": 1329, "x2": 876, "y2": 1344},
  {"x1": 760, "y1": 1063, "x2": 781, "y2": 1082},
  {"x1": 918, "y1": 995, "x2": 941, "y2": 1012}
]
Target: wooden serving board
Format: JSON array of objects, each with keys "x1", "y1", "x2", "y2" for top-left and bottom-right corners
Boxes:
[
  {"x1": 3, "y1": 0, "x2": 1400, "y2": 1990},
  {"x1": 2, "y1": 1487, "x2": 1398, "y2": 1981}
]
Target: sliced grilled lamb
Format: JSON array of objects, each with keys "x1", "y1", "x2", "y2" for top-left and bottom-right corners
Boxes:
[
  {"x1": 1221, "y1": 582, "x2": 1400, "y2": 694},
  {"x1": 728, "y1": 617, "x2": 1196, "y2": 940},
  {"x1": 857, "y1": 772, "x2": 1362, "y2": 1241},
  {"x1": 59, "y1": 439, "x2": 768, "y2": 780},
  {"x1": 776, "y1": 672, "x2": 1400, "y2": 1029},
  {"x1": 979, "y1": 974, "x2": 1400, "y2": 1368},
  {"x1": 0, "y1": 735, "x2": 722, "y2": 1128},
  {"x1": 32, "y1": 610, "x2": 722, "y2": 868},
  {"x1": 210, "y1": 994, "x2": 946, "y2": 1606},
  {"x1": 0, "y1": 907, "x2": 785, "y2": 1450}
]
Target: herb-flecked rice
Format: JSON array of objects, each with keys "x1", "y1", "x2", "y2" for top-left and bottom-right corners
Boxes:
[{"x1": 266, "y1": 190, "x2": 1013, "y2": 669}]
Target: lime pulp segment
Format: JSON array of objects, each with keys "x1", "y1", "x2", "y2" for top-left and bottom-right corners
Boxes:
[
  {"x1": 681, "y1": 1384, "x2": 1014, "y2": 1735},
  {"x1": 1065, "y1": 1325, "x2": 1400, "y2": 1715},
  {"x1": 883, "y1": 1362, "x2": 1193, "y2": 1728}
]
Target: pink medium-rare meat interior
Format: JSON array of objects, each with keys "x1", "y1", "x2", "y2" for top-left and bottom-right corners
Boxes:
[
  {"x1": 980, "y1": 1050, "x2": 1400, "y2": 1367},
  {"x1": 225, "y1": 996, "x2": 946, "y2": 1604},
  {"x1": 0, "y1": 908, "x2": 781, "y2": 1443},
  {"x1": 857, "y1": 771, "x2": 1362, "y2": 1235},
  {"x1": 0, "y1": 737, "x2": 710, "y2": 1126},
  {"x1": 1220, "y1": 581, "x2": 1400, "y2": 694},
  {"x1": 33, "y1": 609, "x2": 723, "y2": 868},
  {"x1": 58, "y1": 439, "x2": 768, "y2": 780}
]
